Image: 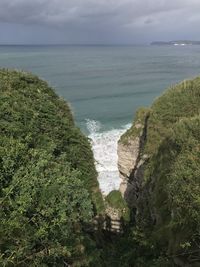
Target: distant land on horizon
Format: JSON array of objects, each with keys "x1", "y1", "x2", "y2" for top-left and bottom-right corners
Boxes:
[{"x1": 151, "y1": 40, "x2": 200, "y2": 46}]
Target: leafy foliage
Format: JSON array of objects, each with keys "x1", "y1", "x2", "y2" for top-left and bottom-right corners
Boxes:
[
  {"x1": 119, "y1": 77, "x2": 200, "y2": 265},
  {"x1": 144, "y1": 78, "x2": 200, "y2": 159},
  {"x1": 152, "y1": 116, "x2": 200, "y2": 263},
  {"x1": 0, "y1": 69, "x2": 103, "y2": 266},
  {"x1": 120, "y1": 107, "x2": 150, "y2": 145},
  {"x1": 105, "y1": 190, "x2": 130, "y2": 222},
  {"x1": 136, "y1": 78, "x2": 200, "y2": 264},
  {"x1": 1, "y1": 69, "x2": 200, "y2": 266}
]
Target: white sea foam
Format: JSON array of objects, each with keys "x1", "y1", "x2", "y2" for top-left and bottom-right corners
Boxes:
[{"x1": 86, "y1": 119, "x2": 131, "y2": 196}]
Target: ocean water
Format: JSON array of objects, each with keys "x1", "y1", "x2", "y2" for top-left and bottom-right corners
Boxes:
[{"x1": 1, "y1": 45, "x2": 200, "y2": 194}]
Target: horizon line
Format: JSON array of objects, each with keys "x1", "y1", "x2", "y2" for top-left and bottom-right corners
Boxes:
[{"x1": 0, "y1": 43, "x2": 149, "y2": 46}]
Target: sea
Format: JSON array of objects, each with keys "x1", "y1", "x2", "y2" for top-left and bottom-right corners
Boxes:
[{"x1": 1, "y1": 44, "x2": 200, "y2": 194}]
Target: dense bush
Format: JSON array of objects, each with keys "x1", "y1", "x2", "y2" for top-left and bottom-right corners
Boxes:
[
  {"x1": 151, "y1": 116, "x2": 200, "y2": 264},
  {"x1": 137, "y1": 78, "x2": 200, "y2": 265},
  {"x1": 0, "y1": 69, "x2": 103, "y2": 266},
  {"x1": 105, "y1": 190, "x2": 130, "y2": 222},
  {"x1": 1, "y1": 69, "x2": 199, "y2": 266},
  {"x1": 144, "y1": 78, "x2": 200, "y2": 159},
  {"x1": 114, "y1": 77, "x2": 200, "y2": 266}
]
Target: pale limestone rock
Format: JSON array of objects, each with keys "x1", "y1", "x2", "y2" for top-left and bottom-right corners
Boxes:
[
  {"x1": 117, "y1": 137, "x2": 140, "y2": 196},
  {"x1": 117, "y1": 112, "x2": 149, "y2": 208}
]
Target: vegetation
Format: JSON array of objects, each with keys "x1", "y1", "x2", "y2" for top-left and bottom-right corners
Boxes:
[
  {"x1": 120, "y1": 107, "x2": 150, "y2": 145},
  {"x1": 1, "y1": 69, "x2": 199, "y2": 266},
  {"x1": 144, "y1": 78, "x2": 200, "y2": 158},
  {"x1": 151, "y1": 116, "x2": 200, "y2": 264},
  {"x1": 121, "y1": 77, "x2": 200, "y2": 265},
  {"x1": 105, "y1": 190, "x2": 130, "y2": 222},
  {"x1": 0, "y1": 69, "x2": 104, "y2": 266},
  {"x1": 98, "y1": 226, "x2": 173, "y2": 267}
]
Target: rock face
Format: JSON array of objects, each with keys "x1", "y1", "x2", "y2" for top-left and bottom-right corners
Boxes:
[
  {"x1": 118, "y1": 136, "x2": 140, "y2": 195},
  {"x1": 117, "y1": 109, "x2": 149, "y2": 207},
  {"x1": 117, "y1": 78, "x2": 200, "y2": 266}
]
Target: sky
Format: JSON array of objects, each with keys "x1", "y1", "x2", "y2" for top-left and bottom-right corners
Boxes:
[{"x1": 0, "y1": 0, "x2": 200, "y2": 44}]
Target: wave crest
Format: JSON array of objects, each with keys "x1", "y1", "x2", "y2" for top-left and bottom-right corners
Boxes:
[
  {"x1": 86, "y1": 119, "x2": 101, "y2": 134},
  {"x1": 86, "y1": 119, "x2": 130, "y2": 195}
]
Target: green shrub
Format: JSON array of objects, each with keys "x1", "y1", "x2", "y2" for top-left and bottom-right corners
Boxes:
[
  {"x1": 105, "y1": 190, "x2": 130, "y2": 222},
  {"x1": 0, "y1": 69, "x2": 103, "y2": 266},
  {"x1": 121, "y1": 76, "x2": 200, "y2": 265},
  {"x1": 144, "y1": 78, "x2": 200, "y2": 158},
  {"x1": 120, "y1": 107, "x2": 150, "y2": 145},
  {"x1": 151, "y1": 116, "x2": 200, "y2": 261},
  {"x1": 137, "y1": 78, "x2": 200, "y2": 264}
]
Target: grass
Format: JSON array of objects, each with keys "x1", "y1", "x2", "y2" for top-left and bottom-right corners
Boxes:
[
  {"x1": 120, "y1": 107, "x2": 150, "y2": 145},
  {"x1": 0, "y1": 68, "x2": 104, "y2": 214},
  {"x1": 120, "y1": 76, "x2": 200, "y2": 264},
  {"x1": 105, "y1": 190, "x2": 130, "y2": 222}
]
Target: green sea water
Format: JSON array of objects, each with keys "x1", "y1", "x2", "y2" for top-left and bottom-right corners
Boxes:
[
  {"x1": 1, "y1": 45, "x2": 200, "y2": 132},
  {"x1": 1, "y1": 44, "x2": 200, "y2": 193}
]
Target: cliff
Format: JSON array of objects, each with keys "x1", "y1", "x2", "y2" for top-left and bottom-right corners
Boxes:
[
  {"x1": 118, "y1": 78, "x2": 200, "y2": 266},
  {"x1": 1, "y1": 68, "x2": 200, "y2": 266},
  {"x1": 118, "y1": 107, "x2": 149, "y2": 207},
  {"x1": 0, "y1": 69, "x2": 104, "y2": 266}
]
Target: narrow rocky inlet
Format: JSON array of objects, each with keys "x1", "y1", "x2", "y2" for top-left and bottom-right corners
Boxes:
[{"x1": 86, "y1": 119, "x2": 131, "y2": 195}]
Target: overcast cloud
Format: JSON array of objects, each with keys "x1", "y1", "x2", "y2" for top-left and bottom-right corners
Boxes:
[{"x1": 0, "y1": 0, "x2": 200, "y2": 44}]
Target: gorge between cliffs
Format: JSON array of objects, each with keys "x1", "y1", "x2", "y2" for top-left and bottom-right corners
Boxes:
[
  {"x1": 91, "y1": 77, "x2": 200, "y2": 267},
  {"x1": 0, "y1": 69, "x2": 200, "y2": 267}
]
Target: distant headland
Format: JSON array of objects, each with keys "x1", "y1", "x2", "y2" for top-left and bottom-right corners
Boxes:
[{"x1": 151, "y1": 40, "x2": 200, "y2": 46}]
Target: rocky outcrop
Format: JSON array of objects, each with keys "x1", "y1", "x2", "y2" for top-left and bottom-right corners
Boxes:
[
  {"x1": 117, "y1": 78, "x2": 200, "y2": 266},
  {"x1": 117, "y1": 108, "x2": 149, "y2": 207},
  {"x1": 118, "y1": 134, "x2": 140, "y2": 195}
]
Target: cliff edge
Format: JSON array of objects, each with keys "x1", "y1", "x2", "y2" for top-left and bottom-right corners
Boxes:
[
  {"x1": 0, "y1": 69, "x2": 104, "y2": 266},
  {"x1": 118, "y1": 78, "x2": 200, "y2": 266}
]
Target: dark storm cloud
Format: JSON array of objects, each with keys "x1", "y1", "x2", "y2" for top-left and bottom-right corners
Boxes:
[{"x1": 0, "y1": 0, "x2": 200, "y2": 44}]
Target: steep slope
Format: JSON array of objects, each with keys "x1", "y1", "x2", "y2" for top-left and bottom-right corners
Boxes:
[
  {"x1": 118, "y1": 78, "x2": 200, "y2": 266},
  {"x1": 0, "y1": 69, "x2": 104, "y2": 266}
]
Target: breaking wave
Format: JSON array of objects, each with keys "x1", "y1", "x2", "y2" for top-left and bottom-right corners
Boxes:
[{"x1": 86, "y1": 119, "x2": 131, "y2": 195}]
